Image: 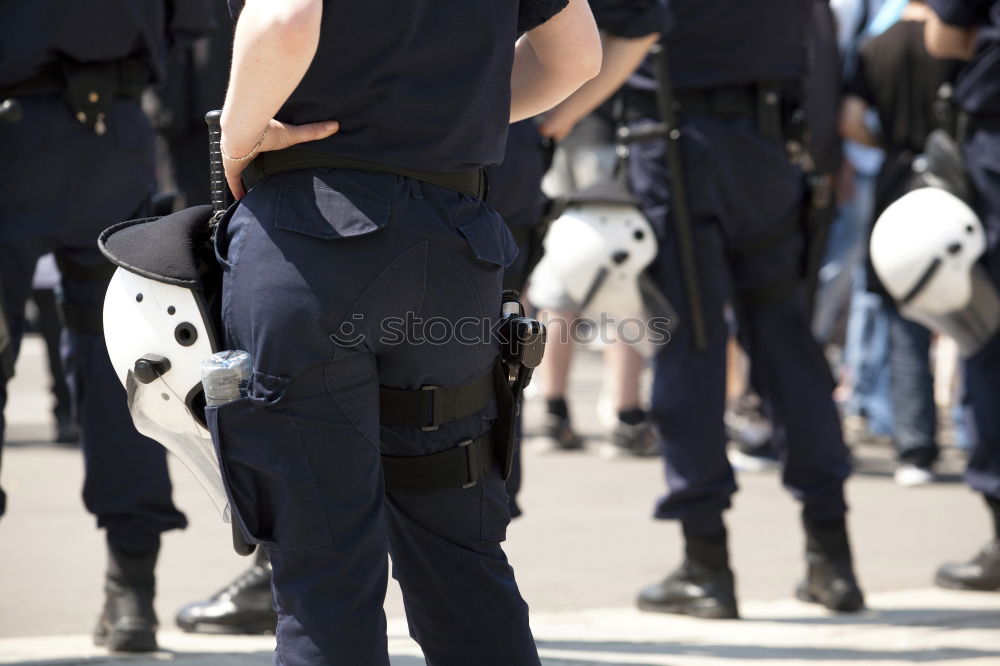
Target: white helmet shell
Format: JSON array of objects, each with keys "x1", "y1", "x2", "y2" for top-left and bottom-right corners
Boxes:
[
  {"x1": 871, "y1": 187, "x2": 1000, "y2": 356},
  {"x1": 528, "y1": 201, "x2": 657, "y2": 319}
]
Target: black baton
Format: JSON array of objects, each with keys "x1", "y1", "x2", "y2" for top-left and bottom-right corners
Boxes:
[
  {"x1": 205, "y1": 110, "x2": 234, "y2": 216},
  {"x1": 206, "y1": 110, "x2": 254, "y2": 557},
  {"x1": 652, "y1": 46, "x2": 707, "y2": 351}
]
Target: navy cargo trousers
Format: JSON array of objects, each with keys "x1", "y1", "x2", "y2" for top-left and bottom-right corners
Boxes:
[
  {"x1": 212, "y1": 167, "x2": 540, "y2": 665},
  {"x1": 0, "y1": 95, "x2": 186, "y2": 551},
  {"x1": 626, "y1": 113, "x2": 852, "y2": 534}
]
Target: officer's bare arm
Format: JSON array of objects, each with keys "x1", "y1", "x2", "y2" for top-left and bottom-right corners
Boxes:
[
  {"x1": 838, "y1": 96, "x2": 881, "y2": 148},
  {"x1": 538, "y1": 31, "x2": 659, "y2": 141},
  {"x1": 221, "y1": 0, "x2": 339, "y2": 198},
  {"x1": 924, "y1": 10, "x2": 978, "y2": 60},
  {"x1": 511, "y1": 0, "x2": 603, "y2": 123}
]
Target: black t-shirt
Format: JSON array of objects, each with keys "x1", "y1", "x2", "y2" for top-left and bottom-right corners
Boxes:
[
  {"x1": 630, "y1": 0, "x2": 810, "y2": 91},
  {"x1": 229, "y1": 0, "x2": 567, "y2": 172},
  {"x1": 0, "y1": 0, "x2": 212, "y2": 87},
  {"x1": 589, "y1": 0, "x2": 670, "y2": 37},
  {"x1": 849, "y1": 20, "x2": 961, "y2": 153},
  {"x1": 929, "y1": 0, "x2": 1000, "y2": 115}
]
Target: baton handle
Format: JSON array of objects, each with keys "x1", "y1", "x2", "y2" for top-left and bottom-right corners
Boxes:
[{"x1": 205, "y1": 110, "x2": 232, "y2": 214}]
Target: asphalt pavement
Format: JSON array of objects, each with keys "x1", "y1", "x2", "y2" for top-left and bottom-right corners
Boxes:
[{"x1": 1, "y1": 334, "x2": 998, "y2": 665}]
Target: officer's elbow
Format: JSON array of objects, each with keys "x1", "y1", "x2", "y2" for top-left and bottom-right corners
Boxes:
[
  {"x1": 563, "y1": 46, "x2": 603, "y2": 89},
  {"x1": 924, "y1": 15, "x2": 977, "y2": 61}
]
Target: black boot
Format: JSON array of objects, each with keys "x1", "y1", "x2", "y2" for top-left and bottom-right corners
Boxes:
[
  {"x1": 175, "y1": 548, "x2": 276, "y2": 634},
  {"x1": 796, "y1": 516, "x2": 865, "y2": 612},
  {"x1": 93, "y1": 546, "x2": 158, "y2": 652},
  {"x1": 637, "y1": 528, "x2": 739, "y2": 619},
  {"x1": 935, "y1": 496, "x2": 1000, "y2": 591}
]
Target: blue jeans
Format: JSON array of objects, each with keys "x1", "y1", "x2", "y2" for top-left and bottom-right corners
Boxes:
[{"x1": 887, "y1": 308, "x2": 938, "y2": 467}]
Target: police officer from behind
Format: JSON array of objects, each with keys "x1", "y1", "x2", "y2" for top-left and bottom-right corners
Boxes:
[
  {"x1": 623, "y1": 0, "x2": 865, "y2": 617},
  {"x1": 925, "y1": 0, "x2": 1000, "y2": 591},
  {"x1": 214, "y1": 0, "x2": 599, "y2": 663},
  {"x1": 0, "y1": 1, "x2": 209, "y2": 652}
]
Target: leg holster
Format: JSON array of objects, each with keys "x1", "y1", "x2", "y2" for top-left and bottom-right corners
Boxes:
[{"x1": 378, "y1": 291, "x2": 546, "y2": 492}]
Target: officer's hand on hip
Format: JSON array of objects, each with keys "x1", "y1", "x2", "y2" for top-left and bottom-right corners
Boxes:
[{"x1": 222, "y1": 118, "x2": 340, "y2": 200}]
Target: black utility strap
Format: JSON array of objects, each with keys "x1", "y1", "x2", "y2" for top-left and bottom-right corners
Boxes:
[
  {"x1": 379, "y1": 370, "x2": 494, "y2": 431},
  {"x1": 382, "y1": 435, "x2": 495, "y2": 493}
]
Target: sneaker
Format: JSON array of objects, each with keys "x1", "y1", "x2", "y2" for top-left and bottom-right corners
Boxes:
[
  {"x1": 540, "y1": 414, "x2": 584, "y2": 451},
  {"x1": 727, "y1": 441, "x2": 781, "y2": 472},
  {"x1": 894, "y1": 464, "x2": 936, "y2": 487},
  {"x1": 601, "y1": 420, "x2": 658, "y2": 458}
]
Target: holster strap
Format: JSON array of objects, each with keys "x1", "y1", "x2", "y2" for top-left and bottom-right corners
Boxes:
[
  {"x1": 243, "y1": 147, "x2": 488, "y2": 200},
  {"x1": 379, "y1": 369, "x2": 494, "y2": 431},
  {"x1": 382, "y1": 434, "x2": 495, "y2": 493}
]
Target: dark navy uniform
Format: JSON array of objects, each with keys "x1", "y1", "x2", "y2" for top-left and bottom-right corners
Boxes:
[
  {"x1": 213, "y1": 2, "x2": 566, "y2": 663},
  {"x1": 928, "y1": 0, "x2": 1000, "y2": 589},
  {"x1": 0, "y1": 0, "x2": 210, "y2": 650},
  {"x1": 625, "y1": 0, "x2": 861, "y2": 616}
]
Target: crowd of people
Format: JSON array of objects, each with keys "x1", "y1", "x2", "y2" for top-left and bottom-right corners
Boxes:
[{"x1": 1, "y1": 0, "x2": 998, "y2": 664}]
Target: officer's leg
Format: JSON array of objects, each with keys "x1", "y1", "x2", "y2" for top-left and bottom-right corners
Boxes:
[
  {"x1": 936, "y1": 128, "x2": 1000, "y2": 590},
  {"x1": 0, "y1": 239, "x2": 46, "y2": 516},
  {"x1": 626, "y1": 128, "x2": 738, "y2": 619},
  {"x1": 55, "y1": 244, "x2": 188, "y2": 650},
  {"x1": 728, "y1": 157, "x2": 860, "y2": 613},
  {"x1": 379, "y1": 210, "x2": 538, "y2": 666}
]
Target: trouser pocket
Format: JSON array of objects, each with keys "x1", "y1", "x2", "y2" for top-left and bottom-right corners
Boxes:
[{"x1": 207, "y1": 371, "x2": 332, "y2": 550}]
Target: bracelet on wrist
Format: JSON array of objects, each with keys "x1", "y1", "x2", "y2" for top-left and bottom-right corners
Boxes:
[{"x1": 221, "y1": 125, "x2": 269, "y2": 162}]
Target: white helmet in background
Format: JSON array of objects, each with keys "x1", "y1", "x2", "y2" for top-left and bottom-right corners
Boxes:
[
  {"x1": 527, "y1": 181, "x2": 662, "y2": 324},
  {"x1": 870, "y1": 187, "x2": 1000, "y2": 357}
]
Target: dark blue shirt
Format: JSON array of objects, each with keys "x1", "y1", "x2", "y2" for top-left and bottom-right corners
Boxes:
[
  {"x1": 233, "y1": 0, "x2": 567, "y2": 173},
  {"x1": 928, "y1": 0, "x2": 1000, "y2": 115},
  {"x1": 0, "y1": 1, "x2": 211, "y2": 87},
  {"x1": 631, "y1": 0, "x2": 811, "y2": 91}
]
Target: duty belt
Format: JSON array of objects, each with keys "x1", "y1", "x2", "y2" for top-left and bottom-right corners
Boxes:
[
  {"x1": 625, "y1": 80, "x2": 799, "y2": 142},
  {"x1": 0, "y1": 59, "x2": 150, "y2": 134},
  {"x1": 243, "y1": 147, "x2": 489, "y2": 200}
]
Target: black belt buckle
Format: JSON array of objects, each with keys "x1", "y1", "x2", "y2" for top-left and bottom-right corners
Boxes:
[
  {"x1": 420, "y1": 385, "x2": 440, "y2": 432},
  {"x1": 756, "y1": 82, "x2": 783, "y2": 141},
  {"x1": 458, "y1": 439, "x2": 477, "y2": 489}
]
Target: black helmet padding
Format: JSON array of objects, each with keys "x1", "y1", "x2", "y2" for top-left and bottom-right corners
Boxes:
[{"x1": 99, "y1": 205, "x2": 216, "y2": 291}]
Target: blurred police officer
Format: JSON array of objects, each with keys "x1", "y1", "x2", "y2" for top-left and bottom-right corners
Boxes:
[
  {"x1": 212, "y1": 0, "x2": 599, "y2": 663},
  {"x1": 624, "y1": 0, "x2": 865, "y2": 617},
  {"x1": 925, "y1": 0, "x2": 1000, "y2": 591},
  {"x1": 0, "y1": 1, "x2": 210, "y2": 651}
]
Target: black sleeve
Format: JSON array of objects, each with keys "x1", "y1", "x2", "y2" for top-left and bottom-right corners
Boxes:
[
  {"x1": 518, "y1": 0, "x2": 570, "y2": 32},
  {"x1": 588, "y1": 0, "x2": 670, "y2": 38}
]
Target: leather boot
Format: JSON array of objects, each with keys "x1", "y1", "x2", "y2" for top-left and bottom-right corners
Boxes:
[
  {"x1": 175, "y1": 548, "x2": 277, "y2": 634},
  {"x1": 935, "y1": 496, "x2": 1000, "y2": 591},
  {"x1": 93, "y1": 545, "x2": 158, "y2": 652},
  {"x1": 637, "y1": 528, "x2": 739, "y2": 619},
  {"x1": 796, "y1": 516, "x2": 865, "y2": 612}
]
